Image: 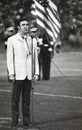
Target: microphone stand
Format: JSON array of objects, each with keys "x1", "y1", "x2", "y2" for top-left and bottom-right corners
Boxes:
[
  {"x1": 31, "y1": 35, "x2": 34, "y2": 125},
  {"x1": 30, "y1": 34, "x2": 40, "y2": 130}
]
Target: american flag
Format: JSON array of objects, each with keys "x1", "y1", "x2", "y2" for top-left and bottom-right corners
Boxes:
[{"x1": 31, "y1": 0, "x2": 61, "y2": 42}]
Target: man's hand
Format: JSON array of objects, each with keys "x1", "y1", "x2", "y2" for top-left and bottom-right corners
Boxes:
[
  {"x1": 33, "y1": 75, "x2": 39, "y2": 82},
  {"x1": 9, "y1": 74, "x2": 15, "y2": 82},
  {"x1": 56, "y1": 45, "x2": 61, "y2": 53}
]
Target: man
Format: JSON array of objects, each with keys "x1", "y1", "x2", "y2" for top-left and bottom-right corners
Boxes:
[
  {"x1": 30, "y1": 27, "x2": 42, "y2": 80},
  {"x1": 39, "y1": 33, "x2": 53, "y2": 80},
  {"x1": 4, "y1": 26, "x2": 15, "y2": 49},
  {"x1": 7, "y1": 18, "x2": 39, "y2": 128}
]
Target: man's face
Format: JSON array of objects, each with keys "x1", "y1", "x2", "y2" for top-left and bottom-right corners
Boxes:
[{"x1": 19, "y1": 20, "x2": 28, "y2": 35}]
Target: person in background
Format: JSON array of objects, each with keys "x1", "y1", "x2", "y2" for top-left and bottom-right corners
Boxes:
[
  {"x1": 4, "y1": 26, "x2": 15, "y2": 49},
  {"x1": 37, "y1": 36, "x2": 43, "y2": 80},
  {"x1": 39, "y1": 33, "x2": 54, "y2": 80},
  {"x1": 30, "y1": 27, "x2": 43, "y2": 80},
  {"x1": 37, "y1": 31, "x2": 61, "y2": 80},
  {"x1": 6, "y1": 18, "x2": 39, "y2": 128}
]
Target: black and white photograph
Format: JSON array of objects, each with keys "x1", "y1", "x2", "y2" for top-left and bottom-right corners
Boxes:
[{"x1": 0, "y1": 0, "x2": 82, "y2": 130}]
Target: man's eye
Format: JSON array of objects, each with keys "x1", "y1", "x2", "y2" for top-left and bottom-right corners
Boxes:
[{"x1": 22, "y1": 24, "x2": 28, "y2": 26}]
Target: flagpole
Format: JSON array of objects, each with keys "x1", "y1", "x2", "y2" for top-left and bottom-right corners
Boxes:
[{"x1": 30, "y1": 31, "x2": 40, "y2": 130}]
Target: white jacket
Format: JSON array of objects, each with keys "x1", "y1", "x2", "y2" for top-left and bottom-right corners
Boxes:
[{"x1": 7, "y1": 33, "x2": 39, "y2": 80}]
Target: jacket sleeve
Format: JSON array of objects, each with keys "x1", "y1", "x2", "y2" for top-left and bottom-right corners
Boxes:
[
  {"x1": 33, "y1": 39, "x2": 39, "y2": 75},
  {"x1": 7, "y1": 37, "x2": 15, "y2": 76}
]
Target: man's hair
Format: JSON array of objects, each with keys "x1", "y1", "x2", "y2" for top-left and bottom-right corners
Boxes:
[{"x1": 17, "y1": 17, "x2": 29, "y2": 26}]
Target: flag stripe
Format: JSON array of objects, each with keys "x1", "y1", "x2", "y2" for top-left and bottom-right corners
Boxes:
[
  {"x1": 47, "y1": 9, "x2": 60, "y2": 33},
  {"x1": 32, "y1": 4, "x2": 58, "y2": 38},
  {"x1": 32, "y1": 4, "x2": 56, "y2": 34},
  {"x1": 47, "y1": 7, "x2": 61, "y2": 28},
  {"x1": 36, "y1": 10, "x2": 58, "y2": 37},
  {"x1": 31, "y1": 1, "x2": 60, "y2": 31},
  {"x1": 31, "y1": 0, "x2": 61, "y2": 41},
  {"x1": 49, "y1": 0, "x2": 57, "y2": 12},
  {"x1": 35, "y1": 0, "x2": 45, "y2": 13},
  {"x1": 47, "y1": 15, "x2": 59, "y2": 37},
  {"x1": 37, "y1": 14, "x2": 56, "y2": 37},
  {"x1": 37, "y1": 19, "x2": 56, "y2": 41},
  {"x1": 48, "y1": 1, "x2": 61, "y2": 29},
  {"x1": 37, "y1": 10, "x2": 58, "y2": 38}
]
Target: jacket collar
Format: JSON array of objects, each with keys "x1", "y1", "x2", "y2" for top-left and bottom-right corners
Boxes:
[
  {"x1": 16, "y1": 32, "x2": 30, "y2": 41},
  {"x1": 16, "y1": 32, "x2": 23, "y2": 41}
]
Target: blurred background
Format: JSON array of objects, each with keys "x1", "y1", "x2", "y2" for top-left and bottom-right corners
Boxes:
[{"x1": 0, "y1": 0, "x2": 82, "y2": 51}]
